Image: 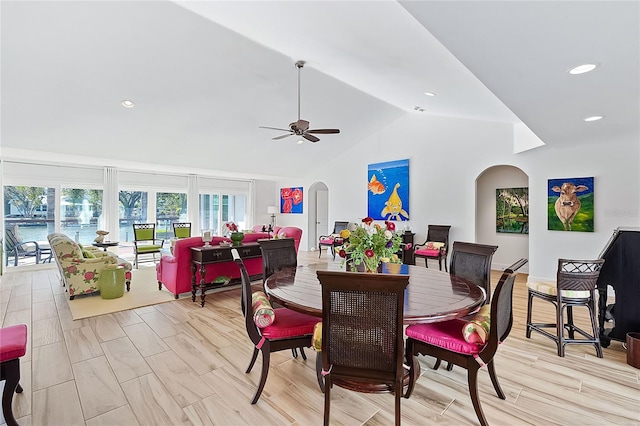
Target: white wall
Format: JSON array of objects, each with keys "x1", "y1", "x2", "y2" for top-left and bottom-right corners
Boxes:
[
  {"x1": 476, "y1": 165, "x2": 529, "y2": 272},
  {"x1": 289, "y1": 112, "x2": 640, "y2": 281}
]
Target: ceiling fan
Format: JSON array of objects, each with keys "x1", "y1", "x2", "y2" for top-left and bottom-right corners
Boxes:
[{"x1": 259, "y1": 60, "x2": 340, "y2": 143}]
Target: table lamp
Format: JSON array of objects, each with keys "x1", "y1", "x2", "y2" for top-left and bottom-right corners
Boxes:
[{"x1": 267, "y1": 206, "x2": 277, "y2": 228}]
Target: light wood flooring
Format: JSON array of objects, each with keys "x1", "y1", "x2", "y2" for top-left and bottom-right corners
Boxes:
[{"x1": 1, "y1": 252, "x2": 638, "y2": 426}]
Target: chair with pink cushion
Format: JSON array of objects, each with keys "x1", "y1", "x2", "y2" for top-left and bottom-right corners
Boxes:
[
  {"x1": 233, "y1": 249, "x2": 321, "y2": 404},
  {"x1": 413, "y1": 225, "x2": 451, "y2": 271},
  {"x1": 318, "y1": 221, "x2": 349, "y2": 260},
  {"x1": 1, "y1": 324, "x2": 28, "y2": 426},
  {"x1": 405, "y1": 258, "x2": 527, "y2": 426}
]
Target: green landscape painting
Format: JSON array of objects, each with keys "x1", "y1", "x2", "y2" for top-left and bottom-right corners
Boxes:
[{"x1": 496, "y1": 187, "x2": 529, "y2": 234}]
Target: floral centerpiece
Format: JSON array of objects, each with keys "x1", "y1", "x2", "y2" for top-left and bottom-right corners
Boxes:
[
  {"x1": 225, "y1": 222, "x2": 244, "y2": 245},
  {"x1": 338, "y1": 217, "x2": 404, "y2": 272}
]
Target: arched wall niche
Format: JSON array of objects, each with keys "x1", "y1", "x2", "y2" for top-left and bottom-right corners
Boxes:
[{"x1": 476, "y1": 165, "x2": 529, "y2": 273}]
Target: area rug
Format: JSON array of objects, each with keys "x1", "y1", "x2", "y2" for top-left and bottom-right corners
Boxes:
[{"x1": 67, "y1": 265, "x2": 178, "y2": 320}]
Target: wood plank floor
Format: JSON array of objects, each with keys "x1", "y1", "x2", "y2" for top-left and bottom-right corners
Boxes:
[{"x1": 1, "y1": 252, "x2": 638, "y2": 426}]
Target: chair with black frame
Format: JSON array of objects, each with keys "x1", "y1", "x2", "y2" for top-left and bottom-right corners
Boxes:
[
  {"x1": 318, "y1": 221, "x2": 349, "y2": 260},
  {"x1": 526, "y1": 258, "x2": 605, "y2": 358},
  {"x1": 232, "y1": 248, "x2": 321, "y2": 404},
  {"x1": 4, "y1": 226, "x2": 52, "y2": 266},
  {"x1": 316, "y1": 269, "x2": 417, "y2": 426},
  {"x1": 172, "y1": 222, "x2": 191, "y2": 239},
  {"x1": 258, "y1": 238, "x2": 304, "y2": 359},
  {"x1": 132, "y1": 223, "x2": 164, "y2": 268},
  {"x1": 414, "y1": 225, "x2": 451, "y2": 271},
  {"x1": 405, "y1": 258, "x2": 528, "y2": 426}
]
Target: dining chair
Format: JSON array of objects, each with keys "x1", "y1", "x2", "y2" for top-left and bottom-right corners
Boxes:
[
  {"x1": 132, "y1": 223, "x2": 164, "y2": 268},
  {"x1": 318, "y1": 221, "x2": 349, "y2": 260},
  {"x1": 414, "y1": 225, "x2": 451, "y2": 271},
  {"x1": 526, "y1": 258, "x2": 605, "y2": 358},
  {"x1": 315, "y1": 269, "x2": 416, "y2": 426},
  {"x1": 0, "y1": 323, "x2": 27, "y2": 426},
  {"x1": 172, "y1": 222, "x2": 191, "y2": 238},
  {"x1": 232, "y1": 249, "x2": 321, "y2": 404},
  {"x1": 258, "y1": 238, "x2": 304, "y2": 359},
  {"x1": 450, "y1": 241, "x2": 499, "y2": 305},
  {"x1": 405, "y1": 258, "x2": 528, "y2": 426}
]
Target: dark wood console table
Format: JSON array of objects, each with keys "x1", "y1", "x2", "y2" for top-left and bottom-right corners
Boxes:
[{"x1": 191, "y1": 243, "x2": 262, "y2": 307}]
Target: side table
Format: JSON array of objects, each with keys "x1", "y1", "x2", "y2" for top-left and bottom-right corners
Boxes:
[
  {"x1": 92, "y1": 241, "x2": 119, "y2": 251},
  {"x1": 100, "y1": 265, "x2": 125, "y2": 299}
]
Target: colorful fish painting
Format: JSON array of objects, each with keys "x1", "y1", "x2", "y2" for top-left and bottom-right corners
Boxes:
[
  {"x1": 368, "y1": 159, "x2": 409, "y2": 221},
  {"x1": 381, "y1": 183, "x2": 409, "y2": 221},
  {"x1": 368, "y1": 174, "x2": 386, "y2": 195}
]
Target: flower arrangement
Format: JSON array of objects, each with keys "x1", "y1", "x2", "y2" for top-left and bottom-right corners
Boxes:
[
  {"x1": 225, "y1": 222, "x2": 238, "y2": 235},
  {"x1": 338, "y1": 217, "x2": 403, "y2": 272}
]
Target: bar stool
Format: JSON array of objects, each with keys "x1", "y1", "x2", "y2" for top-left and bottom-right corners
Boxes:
[{"x1": 1, "y1": 324, "x2": 28, "y2": 426}]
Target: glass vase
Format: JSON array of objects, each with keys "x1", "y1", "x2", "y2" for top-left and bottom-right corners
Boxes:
[
  {"x1": 363, "y1": 255, "x2": 381, "y2": 273},
  {"x1": 230, "y1": 232, "x2": 245, "y2": 246}
]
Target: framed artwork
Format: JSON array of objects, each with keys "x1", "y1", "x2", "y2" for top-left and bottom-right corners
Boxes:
[
  {"x1": 547, "y1": 177, "x2": 594, "y2": 232},
  {"x1": 496, "y1": 187, "x2": 529, "y2": 234},
  {"x1": 280, "y1": 187, "x2": 303, "y2": 214},
  {"x1": 367, "y1": 159, "x2": 409, "y2": 221}
]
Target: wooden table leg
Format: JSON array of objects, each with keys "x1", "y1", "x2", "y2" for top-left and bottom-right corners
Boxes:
[
  {"x1": 200, "y1": 264, "x2": 207, "y2": 307},
  {"x1": 191, "y1": 264, "x2": 197, "y2": 302}
]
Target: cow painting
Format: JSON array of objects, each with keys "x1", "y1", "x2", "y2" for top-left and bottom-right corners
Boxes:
[{"x1": 548, "y1": 177, "x2": 594, "y2": 232}]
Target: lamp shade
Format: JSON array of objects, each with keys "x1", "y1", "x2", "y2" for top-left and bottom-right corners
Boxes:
[{"x1": 267, "y1": 206, "x2": 277, "y2": 214}]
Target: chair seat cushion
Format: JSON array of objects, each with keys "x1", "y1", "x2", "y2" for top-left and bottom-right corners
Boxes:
[
  {"x1": 415, "y1": 248, "x2": 441, "y2": 257},
  {"x1": 406, "y1": 319, "x2": 483, "y2": 355},
  {"x1": 261, "y1": 308, "x2": 321, "y2": 339},
  {"x1": 136, "y1": 245, "x2": 163, "y2": 253},
  {"x1": 319, "y1": 238, "x2": 335, "y2": 245},
  {"x1": 527, "y1": 281, "x2": 591, "y2": 298},
  {"x1": 0, "y1": 324, "x2": 28, "y2": 362}
]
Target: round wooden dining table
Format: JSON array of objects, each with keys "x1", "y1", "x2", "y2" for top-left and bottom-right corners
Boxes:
[{"x1": 264, "y1": 262, "x2": 485, "y2": 324}]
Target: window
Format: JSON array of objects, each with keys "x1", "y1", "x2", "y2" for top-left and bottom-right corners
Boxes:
[
  {"x1": 60, "y1": 188, "x2": 102, "y2": 242},
  {"x1": 199, "y1": 193, "x2": 247, "y2": 235},
  {"x1": 4, "y1": 185, "x2": 55, "y2": 265},
  {"x1": 119, "y1": 190, "x2": 148, "y2": 242},
  {"x1": 156, "y1": 192, "x2": 187, "y2": 240}
]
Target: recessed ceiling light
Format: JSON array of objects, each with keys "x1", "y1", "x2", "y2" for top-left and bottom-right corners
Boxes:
[
  {"x1": 424, "y1": 92, "x2": 436, "y2": 97},
  {"x1": 583, "y1": 115, "x2": 604, "y2": 122},
  {"x1": 568, "y1": 64, "x2": 598, "y2": 75},
  {"x1": 121, "y1": 100, "x2": 134, "y2": 108}
]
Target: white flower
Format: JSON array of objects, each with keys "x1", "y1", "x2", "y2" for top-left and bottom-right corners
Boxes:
[{"x1": 384, "y1": 230, "x2": 393, "y2": 239}]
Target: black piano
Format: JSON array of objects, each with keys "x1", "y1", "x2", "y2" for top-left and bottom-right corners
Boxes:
[{"x1": 597, "y1": 227, "x2": 640, "y2": 347}]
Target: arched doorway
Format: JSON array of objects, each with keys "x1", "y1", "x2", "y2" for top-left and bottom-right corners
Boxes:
[
  {"x1": 307, "y1": 181, "x2": 329, "y2": 251},
  {"x1": 476, "y1": 165, "x2": 529, "y2": 272}
]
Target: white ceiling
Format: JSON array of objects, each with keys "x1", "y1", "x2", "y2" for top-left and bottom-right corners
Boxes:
[{"x1": 2, "y1": 1, "x2": 638, "y2": 179}]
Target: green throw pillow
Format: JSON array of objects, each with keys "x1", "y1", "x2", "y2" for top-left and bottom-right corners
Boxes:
[{"x1": 82, "y1": 249, "x2": 96, "y2": 258}]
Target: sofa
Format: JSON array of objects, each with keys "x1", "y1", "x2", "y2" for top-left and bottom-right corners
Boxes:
[
  {"x1": 156, "y1": 227, "x2": 303, "y2": 299},
  {"x1": 48, "y1": 233, "x2": 132, "y2": 300},
  {"x1": 249, "y1": 226, "x2": 302, "y2": 251}
]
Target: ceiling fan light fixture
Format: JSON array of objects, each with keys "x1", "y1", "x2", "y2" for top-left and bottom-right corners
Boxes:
[
  {"x1": 297, "y1": 139, "x2": 304, "y2": 145},
  {"x1": 121, "y1": 100, "x2": 134, "y2": 108},
  {"x1": 424, "y1": 91, "x2": 436, "y2": 97},
  {"x1": 583, "y1": 115, "x2": 604, "y2": 122},
  {"x1": 568, "y1": 63, "x2": 598, "y2": 75}
]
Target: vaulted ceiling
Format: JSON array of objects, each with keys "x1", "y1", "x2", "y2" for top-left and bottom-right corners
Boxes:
[{"x1": 2, "y1": 1, "x2": 638, "y2": 179}]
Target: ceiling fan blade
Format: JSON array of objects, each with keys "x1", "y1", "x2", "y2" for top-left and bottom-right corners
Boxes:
[
  {"x1": 273, "y1": 133, "x2": 294, "y2": 140},
  {"x1": 306, "y1": 129, "x2": 340, "y2": 134},
  {"x1": 303, "y1": 134, "x2": 320, "y2": 143},
  {"x1": 296, "y1": 119, "x2": 309, "y2": 131},
  {"x1": 259, "y1": 125, "x2": 291, "y2": 132}
]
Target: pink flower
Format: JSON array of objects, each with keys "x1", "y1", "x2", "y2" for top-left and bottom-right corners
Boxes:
[
  {"x1": 338, "y1": 249, "x2": 347, "y2": 258},
  {"x1": 404, "y1": 243, "x2": 412, "y2": 250},
  {"x1": 283, "y1": 198, "x2": 293, "y2": 213},
  {"x1": 362, "y1": 217, "x2": 374, "y2": 226},
  {"x1": 291, "y1": 188, "x2": 303, "y2": 205},
  {"x1": 67, "y1": 265, "x2": 77, "y2": 274},
  {"x1": 385, "y1": 221, "x2": 396, "y2": 231},
  {"x1": 365, "y1": 249, "x2": 375, "y2": 258},
  {"x1": 84, "y1": 271, "x2": 95, "y2": 281}
]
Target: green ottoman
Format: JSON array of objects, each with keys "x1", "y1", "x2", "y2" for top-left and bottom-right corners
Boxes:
[{"x1": 100, "y1": 265, "x2": 125, "y2": 299}]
